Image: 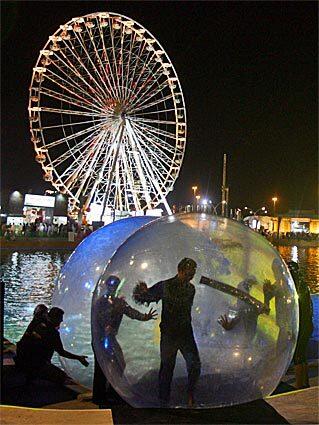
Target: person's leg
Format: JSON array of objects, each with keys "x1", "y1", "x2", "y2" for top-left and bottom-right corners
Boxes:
[
  {"x1": 92, "y1": 351, "x2": 109, "y2": 405},
  {"x1": 180, "y1": 332, "x2": 201, "y2": 406},
  {"x1": 159, "y1": 333, "x2": 178, "y2": 406},
  {"x1": 37, "y1": 363, "x2": 69, "y2": 385},
  {"x1": 110, "y1": 336, "x2": 126, "y2": 378}
]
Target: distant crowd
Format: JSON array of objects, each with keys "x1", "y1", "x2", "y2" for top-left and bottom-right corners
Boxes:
[{"x1": 1, "y1": 221, "x2": 94, "y2": 242}]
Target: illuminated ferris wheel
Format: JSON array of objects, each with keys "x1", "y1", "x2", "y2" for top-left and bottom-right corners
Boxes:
[{"x1": 28, "y1": 12, "x2": 186, "y2": 217}]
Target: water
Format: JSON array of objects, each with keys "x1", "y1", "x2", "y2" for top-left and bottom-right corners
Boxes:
[{"x1": 1, "y1": 246, "x2": 318, "y2": 344}]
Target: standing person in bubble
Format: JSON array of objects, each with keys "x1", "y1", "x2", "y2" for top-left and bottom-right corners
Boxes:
[
  {"x1": 92, "y1": 275, "x2": 157, "y2": 406},
  {"x1": 217, "y1": 276, "x2": 263, "y2": 346},
  {"x1": 133, "y1": 258, "x2": 201, "y2": 407}
]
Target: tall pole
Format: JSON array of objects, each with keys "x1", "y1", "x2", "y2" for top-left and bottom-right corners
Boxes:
[{"x1": 221, "y1": 154, "x2": 229, "y2": 217}]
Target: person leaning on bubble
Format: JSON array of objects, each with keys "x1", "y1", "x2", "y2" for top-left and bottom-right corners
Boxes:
[
  {"x1": 133, "y1": 258, "x2": 201, "y2": 408},
  {"x1": 287, "y1": 261, "x2": 313, "y2": 389},
  {"x1": 16, "y1": 307, "x2": 89, "y2": 385},
  {"x1": 92, "y1": 275, "x2": 157, "y2": 406}
]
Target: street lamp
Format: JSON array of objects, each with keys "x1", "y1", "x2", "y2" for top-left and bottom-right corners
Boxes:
[
  {"x1": 195, "y1": 195, "x2": 200, "y2": 212},
  {"x1": 212, "y1": 200, "x2": 227, "y2": 216},
  {"x1": 192, "y1": 186, "x2": 198, "y2": 212},
  {"x1": 244, "y1": 206, "x2": 267, "y2": 216},
  {"x1": 272, "y1": 197, "x2": 278, "y2": 216}
]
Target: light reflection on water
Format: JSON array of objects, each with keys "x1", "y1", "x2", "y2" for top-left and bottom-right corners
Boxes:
[
  {"x1": 277, "y1": 246, "x2": 319, "y2": 294},
  {"x1": 1, "y1": 251, "x2": 69, "y2": 342},
  {"x1": 1, "y1": 246, "x2": 318, "y2": 344}
]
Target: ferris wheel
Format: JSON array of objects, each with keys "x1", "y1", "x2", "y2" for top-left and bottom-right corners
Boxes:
[{"x1": 28, "y1": 12, "x2": 186, "y2": 217}]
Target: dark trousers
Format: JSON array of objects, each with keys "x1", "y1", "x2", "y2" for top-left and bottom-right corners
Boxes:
[
  {"x1": 18, "y1": 362, "x2": 68, "y2": 385},
  {"x1": 92, "y1": 351, "x2": 109, "y2": 404},
  {"x1": 159, "y1": 331, "x2": 201, "y2": 403}
]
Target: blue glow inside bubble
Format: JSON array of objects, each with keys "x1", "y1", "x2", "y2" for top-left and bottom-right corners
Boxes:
[
  {"x1": 92, "y1": 213, "x2": 298, "y2": 408},
  {"x1": 52, "y1": 216, "x2": 155, "y2": 388}
]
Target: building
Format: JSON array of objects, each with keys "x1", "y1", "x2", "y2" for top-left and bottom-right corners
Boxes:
[{"x1": 244, "y1": 210, "x2": 319, "y2": 235}]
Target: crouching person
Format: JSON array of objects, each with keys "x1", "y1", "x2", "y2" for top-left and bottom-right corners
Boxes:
[{"x1": 16, "y1": 307, "x2": 89, "y2": 385}]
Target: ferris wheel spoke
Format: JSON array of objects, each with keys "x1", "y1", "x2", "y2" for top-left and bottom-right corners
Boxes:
[
  {"x1": 57, "y1": 40, "x2": 107, "y2": 105},
  {"x1": 108, "y1": 23, "x2": 124, "y2": 102},
  {"x1": 126, "y1": 59, "x2": 163, "y2": 108},
  {"x1": 82, "y1": 133, "x2": 119, "y2": 209},
  {"x1": 86, "y1": 25, "x2": 119, "y2": 101},
  {"x1": 119, "y1": 144, "x2": 140, "y2": 210},
  {"x1": 125, "y1": 123, "x2": 153, "y2": 208},
  {"x1": 40, "y1": 86, "x2": 104, "y2": 115},
  {"x1": 59, "y1": 130, "x2": 108, "y2": 182},
  {"x1": 122, "y1": 32, "x2": 138, "y2": 103},
  {"x1": 39, "y1": 106, "x2": 106, "y2": 118},
  {"x1": 130, "y1": 121, "x2": 176, "y2": 155},
  {"x1": 131, "y1": 123, "x2": 175, "y2": 169},
  {"x1": 72, "y1": 30, "x2": 116, "y2": 101},
  {"x1": 45, "y1": 120, "x2": 106, "y2": 150},
  {"x1": 70, "y1": 133, "x2": 109, "y2": 198},
  {"x1": 50, "y1": 50, "x2": 107, "y2": 108},
  {"x1": 132, "y1": 120, "x2": 179, "y2": 144},
  {"x1": 125, "y1": 39, "x2": 149, "y2": 101},
  {"x1": 128, "y1": 116, "x2": 177, "y2": 126},
  {"x1": 129, "y1": 92, "x2": 174, "y2": 115},
  {"x1": 41, "y1": 117, "x2": 104, "y2": 131},
  {"x1": 96, "y1": 19, "x2": 122, "y2": 102},
  {"x1": 44, "y1": 66, "x2": 105, "y2": 110}
]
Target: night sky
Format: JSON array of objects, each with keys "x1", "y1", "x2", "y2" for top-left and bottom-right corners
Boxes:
[{"x1": 1, "y1": 1, "x2": 317, "y2": 213}]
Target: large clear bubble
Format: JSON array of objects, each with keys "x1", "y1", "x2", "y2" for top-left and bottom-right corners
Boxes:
[
  {"x1": 92, "y1": 213, "x2": 298, "y2": 408},
  {"x1": 52, "y1": 216, "x2": 155, "y2": 387}
]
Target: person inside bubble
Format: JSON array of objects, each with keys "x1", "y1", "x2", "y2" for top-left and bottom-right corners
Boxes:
[
  {"x1": 95, "y1": 275, "x2": 157, "y2": 378},
  {"x1": 217, "y1": 276, "x2": 264, "y2": 346},
  {"x1": 133, "y1": 258, "x2": 201, "y2": 408},
  {"x1": 263, "y1": 258, "x2": 293, "y2": 357}
]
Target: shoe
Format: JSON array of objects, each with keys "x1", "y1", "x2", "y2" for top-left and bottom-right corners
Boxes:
[{"x1": 187, "y1": 392, "x2": 195, "y2": 408}]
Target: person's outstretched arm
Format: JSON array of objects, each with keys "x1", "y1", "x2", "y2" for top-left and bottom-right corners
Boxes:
[
  {"x1": 133, "y1": 281, "x2": 164, "y2": 305},
  {"x1": 123, "y1": 302, "x2": 158, "y2": 321},
  {"x1": 54, "y1": 333, "x2": 89, "y2": 366}
]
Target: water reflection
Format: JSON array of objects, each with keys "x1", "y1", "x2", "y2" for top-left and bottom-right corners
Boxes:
[
  {"x1": 1, "y1": 246, "x2": 318, "y2": 344},
  {"x1": 1, "y1": 251, "x2": 69, "y2": 342},
  {"x1": 278, "y1": 246, "x2": 319, "y2": 293}
]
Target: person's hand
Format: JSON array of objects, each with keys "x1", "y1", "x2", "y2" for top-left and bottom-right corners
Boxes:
[
  {"x1": 77, "y1": 355, "x2": 89, "y2": 367},
  {"x1": 144, "y1": 308, "x2": 157, "y2": 321},
  {"x1": 133, "y1": 281, "x2": 148, "y2": 304},
  {"x1": 263, "y1": 279, "x2": 273, "y2": 304},
  {"x1": 218, "y1": 314, "x2": 238, "y2": 330}
]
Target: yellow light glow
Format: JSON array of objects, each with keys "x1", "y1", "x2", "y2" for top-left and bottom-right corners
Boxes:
[{"x1": 141, "y1": 262, "x2": 148, "y2": 270}]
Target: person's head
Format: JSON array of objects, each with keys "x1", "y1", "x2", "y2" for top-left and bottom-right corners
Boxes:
[
  {"x1": 104, "y1": 275, "x2": 121, "y2": 296},
  {"x1": 272, "y1": 258, "x2": 283, "y2": 280},
  {"x1": 33, "y1": 304, "x2": 48, "y2": 318},
  {"x1": 48, "y1": 307, "x2": 64, "y2": 328},
  {"x1": 239, "y1": 275, "x2": 257, "y2": 292},
  {"x1": 177, "y1": 258, "x2": 197, "y2": 282},
  {"x1": 287, "y1": 261, "x2": 299, "y2": 275}
]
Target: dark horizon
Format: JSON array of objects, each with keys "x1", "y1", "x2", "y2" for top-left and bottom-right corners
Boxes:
[{"x1": 1, "y1": 1, "x2": 318, "y2": 214}]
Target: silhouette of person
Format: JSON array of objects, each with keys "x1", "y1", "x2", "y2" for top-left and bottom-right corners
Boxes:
[
  {"x1": 92, "y1": 275, "x2": 157, "y2": 406},
  {"x1": 133, "y1": 258, "x2": 201, "y2": 407},
  {"x1": 218, "y1": 276, "x2": 263, "y2": 345},
  {"x1": 16, "y1": 307, "x2": 88, "y2": 385},
  {"x1": 263, "y1": 258, "x2": 294, "y2": 357},
  {"x1": 288, "y1": 261, "x2": 313, "y2": 388}
]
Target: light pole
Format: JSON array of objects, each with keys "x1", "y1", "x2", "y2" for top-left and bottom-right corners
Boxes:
[
  {"x1": 195, "y1": 195, "x2": 201, "y2": 212},
  {"x1": 192, "y1": 186, "x2": 198, "y2": 212},
  {"x1": 244, "y1": 206, "x2": 268, "y2": 216},
  {"x1": 272, "y1": 197, "x2": 278, "y2": 217},
  {"x1": 212, "y1": 200, "x2": 227, "y2": 216}
]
